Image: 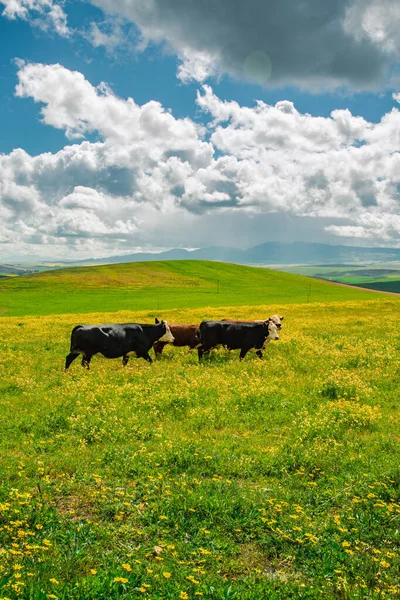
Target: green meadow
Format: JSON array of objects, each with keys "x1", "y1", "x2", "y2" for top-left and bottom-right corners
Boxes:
[
  {"x1": 278, "y1": 265, "x2": 400, "y2": 295},
  {"x1": 0, "y1": 261, "x2": 383, "y2": 317},
  {"x1": 0, "y1": 261, "x2": 399, "y2": 599}
]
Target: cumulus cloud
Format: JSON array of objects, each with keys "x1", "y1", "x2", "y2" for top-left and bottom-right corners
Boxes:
[
  {"x1": 88, "y1": 0, "x2": 400, "y2": 90},
  {"x1": 2, "y1": 62, "x2": 400, "y2": 260},
  {"x1": 344, "y1": 0, "x2": 400, "y2": 55},
  {"x1": 1, "y1": 0, "x2": 70, "y2": 36}
]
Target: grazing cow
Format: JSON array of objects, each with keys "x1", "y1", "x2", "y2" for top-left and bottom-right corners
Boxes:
[
  {"x1": 153, "y1": 319, "x2": 201, "y2": 358},
  {"x1": 65, "y1": 320, "x2": 174, "y2": 370},
  {"x1": 221, "y1": 315, "x2": 283, "y2": 351},
  {"x1": 198, "y1": 319, "x2": 280, "y2": 361}
]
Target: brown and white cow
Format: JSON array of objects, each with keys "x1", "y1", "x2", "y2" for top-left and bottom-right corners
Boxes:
[{"x1": 153, "y1": 319, "x2": 201, "y2": 358}]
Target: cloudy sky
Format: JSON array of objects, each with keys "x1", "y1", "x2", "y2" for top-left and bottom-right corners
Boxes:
[{"x1": 1, "y1": 0, "x2": 400, "y2": 260}]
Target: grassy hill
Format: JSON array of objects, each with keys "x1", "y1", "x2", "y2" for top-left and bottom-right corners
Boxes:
[{"x1": 0, "y1": 260, "x2": 385, "y2": 317}]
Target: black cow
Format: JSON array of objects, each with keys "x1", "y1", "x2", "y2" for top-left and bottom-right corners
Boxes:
[
  {"x1": 65, "y1": 320, "x2": 174, "y2": 370},
  {"x1": 197, "y1": 319, "x2": 279, "y2": 361}
]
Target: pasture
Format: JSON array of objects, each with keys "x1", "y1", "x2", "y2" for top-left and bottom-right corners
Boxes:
[
  {"x1": 0, "y1": 260, "x2": 381, "y2": 317},
  {"x1": 278, "y1": 264, "x2": 400, "y2": 295},
  {"x1": 0, "y1": 262, "x2": 399, "y2": 599}
]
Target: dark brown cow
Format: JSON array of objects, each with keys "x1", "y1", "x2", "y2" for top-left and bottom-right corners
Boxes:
[{"x1": 153, "y1": 319, "x2": 200, "y2": 358}]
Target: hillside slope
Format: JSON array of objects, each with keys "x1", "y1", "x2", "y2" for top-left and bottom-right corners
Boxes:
[{"x1": 0, "y1": 260, "x2": 385, "y2": 317}]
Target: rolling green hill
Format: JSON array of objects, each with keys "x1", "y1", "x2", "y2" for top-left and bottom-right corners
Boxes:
[{"x1": 0, "y1": 260, "x2": 385, "y2": 317}]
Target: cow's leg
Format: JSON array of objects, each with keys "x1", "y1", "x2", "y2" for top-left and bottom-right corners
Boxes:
[
  {"x1": 142, "y1": 351, "x2": 153, "y2": 364},
  {"x1": 65, "y1": 352, "x2": 79, "y2": 370},
  {"x1": 198, "y1": 345, "x2": 204, "y2": 360},
  {"x1": 153, "y1": 341, "x2": 166, "y2": 359},
  {"x1": 81, "y1": 354, "x2": 92, "y2": 370},
  {"x1": 239, "y1": 347, "x2": 250, "y2": 361},
  {"x1": 255, "y1": 350, "x2": 263, "y2": 359},
  {"x1": 122, "y1": 355, "x2": 129, "y2": 367}
]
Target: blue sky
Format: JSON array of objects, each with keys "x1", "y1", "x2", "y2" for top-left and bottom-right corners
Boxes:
[
  {"x1": 1, "y1": 0, "x2": 400, "y2": 259},
  {"x1": 1, "y1": 3, "x2": 398, "y2": 156}
]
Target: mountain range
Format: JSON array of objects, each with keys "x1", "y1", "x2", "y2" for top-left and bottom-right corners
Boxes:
[{"x1": 76, "y1": 242, "x2": 400, "y2": 266}]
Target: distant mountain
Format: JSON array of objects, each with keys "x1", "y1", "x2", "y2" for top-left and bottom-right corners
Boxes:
[
  {"x1": 76, "y1": 242, "x2": 400, "y2": 266},
  {"x1": 0, "y1": 264, "x2": 38, "y2": 275}
]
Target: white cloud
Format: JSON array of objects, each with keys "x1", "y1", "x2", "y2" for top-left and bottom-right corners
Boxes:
[
  {"x1": 1, "y1": 0, "x2": 70, "y2": 36},
  {"x1": 344, "y1": 0, "x2": 400, "y2": 55},
  {"x1": 2, "y1": 62, "x2": 400, "y2": 260},
  {"x1": 177, "y1": 49, "x2": 219, "y2": 84}
]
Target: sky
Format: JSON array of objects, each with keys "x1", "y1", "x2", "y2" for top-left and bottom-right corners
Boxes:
[{"x1": 1, "y1": 0, "x2": 400, "y2": 260}]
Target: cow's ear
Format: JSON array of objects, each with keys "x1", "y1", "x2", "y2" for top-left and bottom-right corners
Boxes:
[
  {"x1": 280, "y1": 316, "x2": 284, "y2": 321},
  {"x1": 155, "y1": 318, "x2": 160, "y2": 324}
]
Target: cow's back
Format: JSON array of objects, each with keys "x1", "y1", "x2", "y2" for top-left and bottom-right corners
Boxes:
[
  {"x1": 170, "y1": 324, "x2": 199, "y2": 346},
  {"x1": 71, "y1": 323, "x2": 144, "y2": 354}
]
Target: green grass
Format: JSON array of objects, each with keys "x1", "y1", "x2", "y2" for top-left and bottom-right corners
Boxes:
[
  {"x1": 0, "y1": 260, "x2": 384, "y2": 317},
  {"x1": 278, "y1": 264, "x2": 400, "y2": 295},
  {"x1": 334, "y1": 277, "x2": 400, "y2": 294},
  {"x1": 0, "y1": 262, "x2": 399, "y2": 599}
]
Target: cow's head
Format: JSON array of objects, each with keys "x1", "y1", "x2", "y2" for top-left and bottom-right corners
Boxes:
[
  {"x1": 157, "y1": 320, "x2": 175, "y2": 343},
  {"x1": 269, "y1": 315, "x2": 284, "y2": 330},
  {"x1": 264, "y1": 320, "x2": 279, "y2": 341}
]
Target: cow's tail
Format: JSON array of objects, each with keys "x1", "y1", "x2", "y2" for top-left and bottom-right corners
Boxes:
[{"x1": 70, "y1": 325, "x2": 83, "y2": 352}]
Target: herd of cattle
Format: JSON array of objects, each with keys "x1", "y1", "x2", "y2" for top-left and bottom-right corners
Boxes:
[{"x1": 65, "y1": 315, "x2": 284, "y2": 370}]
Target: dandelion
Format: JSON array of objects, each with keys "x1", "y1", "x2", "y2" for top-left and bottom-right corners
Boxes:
[
  {"x1": 90, "y1": 569, "x2": 97, "y2": 575},
  {"x1": 180, "y1": 593, "x2": 189, "y2": 599},
  {"x1": 380, "y1": 560, "x2": 390, "y2": 568},
  {"x1": 49, "y1": 578, "x2": 59, "y2": 585},
  {"x1": 122, "y1": 564, "x2": 131, "y2": 572},
  {"x1": 163, "y1": 572, "x2": 171, "y2": 579},
  {"x1": 113, "y1": 577, "x2": 128, "y2": 583}
]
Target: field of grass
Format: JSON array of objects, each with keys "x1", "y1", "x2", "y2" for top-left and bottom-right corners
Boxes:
[
  {"x1": 1, "y1": 262, "x2": 400, "y2": 599},
  {"x1": 278, "y1": 265, "x2": 400, "y2": 295},
  {"x1": 337, "y1": 278, "x2": 400, "y2": 294},
  {"x1": 0, "y1": 261, "x2": 384, "y2": 318}
]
